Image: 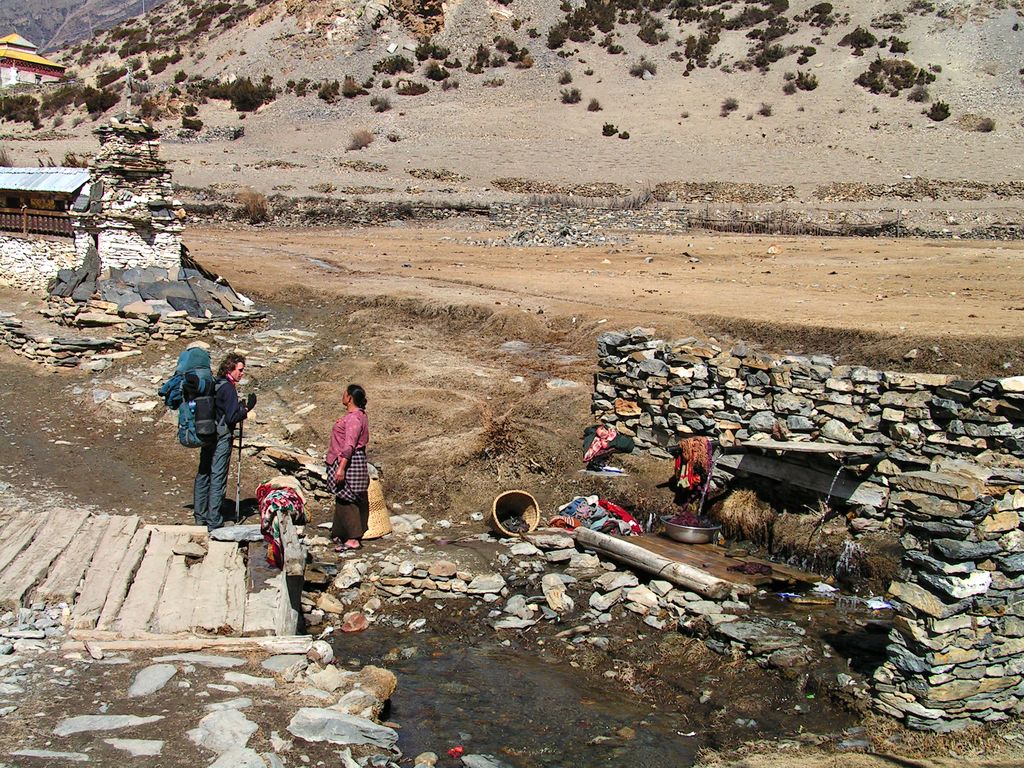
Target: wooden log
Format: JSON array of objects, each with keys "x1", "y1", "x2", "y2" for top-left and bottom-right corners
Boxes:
[
  {"x1": 0, "y1": 508, "x2": 91, "y2": 610},
  {"x1": 72, "y1": 516, "x2": 141, "y2": 630},
  {"x1": 64, "y1": 633, "x2": 312, "y2": 654},
  {"x1": 715, "y1": 452, "x2": 889, "y2": 508},
  {"x1": 152, "y1": 555, "x2": 202, "y2": 634},
  {"x1": 110, "y1": 529, "x2": 178, "y2": 633},
  {"x1": 34, "y1": 515, "x2": 112, "y2": 605},
  {"x1": 575, "y1": 527, "x2": 752, "y2": 598},
  {"x1": 0, "y1": 510, "x2": 48, "y2": 574}
]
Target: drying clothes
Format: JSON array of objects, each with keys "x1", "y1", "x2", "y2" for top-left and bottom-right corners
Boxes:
[
  {"x1": 256, "y1": 482, "x2": 306, "y2": 569},
  {"x1": 582, "y1": 425, "x2": 635, "y2": 465},
  {"x1": 552, "y1": 495, "x2": 640, "y2": 536},
  {"x1": 673, "y1": 437, "x2": 715, "y2": 515}
]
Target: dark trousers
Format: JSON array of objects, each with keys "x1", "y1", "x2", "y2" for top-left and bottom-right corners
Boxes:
[
  {"x1": 332, "y1": 494, "x2": 369, "y2": 541},
  {"x1": 194, "y1": 430, "x2": 233, "y2": 530}
]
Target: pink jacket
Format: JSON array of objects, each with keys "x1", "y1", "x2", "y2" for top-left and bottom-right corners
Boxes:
[{"x1": 327, "y1": 408, "x2": 369, "y2": 464}]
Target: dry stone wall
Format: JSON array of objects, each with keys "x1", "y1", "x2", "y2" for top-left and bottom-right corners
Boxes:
[
  {"x1": 592, "y1": 328, "x2": 1024, "y2": 731},
  {"x1": 875, "y1": 484, "x2": 1024, "y2": 731},
  {"x1": 490, "y1": 203, "x2": 688, "y2": 234},
  {"x1": 0, "y1": 235, "x2": 77, "y2": 291},
  {"x1": 592, "y1": 328, "x2": 1024, "y2": 473}
]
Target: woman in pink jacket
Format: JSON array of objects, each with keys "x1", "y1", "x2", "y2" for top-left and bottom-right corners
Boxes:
[{"x1": 327, "y1": 384, "x2": 370, "y2": 550}]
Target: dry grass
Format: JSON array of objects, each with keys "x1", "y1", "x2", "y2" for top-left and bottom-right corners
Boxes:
[
  {"x1": 713, "y1": 488, "x2": 775, "y2": 544},
  {"x1": 236, "y1": 188, "x2": 270, "y2": 224},
  {"x1": 347, "y1": 129, "x2": 374, "y2": 150}
]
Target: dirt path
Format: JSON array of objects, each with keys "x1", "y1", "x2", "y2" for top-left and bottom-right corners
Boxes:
[{"x1": 188, "y1": 224, "x2": 1024, "y2": 377}]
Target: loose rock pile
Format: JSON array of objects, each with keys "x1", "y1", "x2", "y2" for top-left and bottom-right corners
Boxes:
[{"x1": 874, "y1": 485, "x2": 1024, "y2": 731}]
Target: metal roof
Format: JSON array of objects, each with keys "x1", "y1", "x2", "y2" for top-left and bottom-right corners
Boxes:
[
  {"x1": 0, "y1": 167, "x2": 90, "y2": 195},
  {"x1": 0, "y1": 47, "x2": 65, "y2": 69}
]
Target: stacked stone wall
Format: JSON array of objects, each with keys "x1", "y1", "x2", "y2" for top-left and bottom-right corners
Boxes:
[
  {"x1": 593, "y1": 328, "x2": 1024, "y2": 731},
  {"x1": 592, "y1": 328, "x2": 1024, "y2": 477},
  {"x1": 875, "y1": 485, "x2": 1024, "y2": 731},
  {"x1": 0, "y1": 235, "x2": 77, "y2": 290},
  {"x1": 490, "y1": 203, "x2": 688, "y2": 233}
]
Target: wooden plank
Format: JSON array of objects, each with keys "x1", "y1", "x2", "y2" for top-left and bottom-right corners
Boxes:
[
  {"x1": 72, "y1": 516, "x2": 141, "y2": 630},
  {"x1": 109, "y1": 529, "x2": 178, "y2": 634},
  {"x1": 192, "y1": 541, "x2": 246, "y2": 633},
  {"x1": 152, "y1": 555, "x2": 202, "y2": 635},
  {"x1": 716, "y1": 453, "x2": 889, "y2": 507},
  {"x1": 0, "y1": 509, "x2": 91, "y2": 610},
  {"x1": 629, "y1": 537, "x2": 820, "y2": 587},
  {"x1": 737, "y1": 439, "x2": 878, "y2": 457},
  {"x1": 0, "y1": 510, "x2": 48, "y2": 574},
  {"x1": 65, "y1": 634, "x2": 312, "y2": 654},
  {"x1": 575, "y1": 527, "x2": 753, "y2": 598},
  {"x1": 34, "y1": 515, "x2": 112, "y2": 605}
]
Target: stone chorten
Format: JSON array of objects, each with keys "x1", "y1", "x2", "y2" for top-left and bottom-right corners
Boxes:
[{"x1": 74, "y1": 115, "x2": 183, "y2": 273}]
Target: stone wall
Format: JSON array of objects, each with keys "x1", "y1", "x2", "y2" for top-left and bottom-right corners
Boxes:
[
  {"x1": 874, "y1": 483, "x2": 1024, "y2": 731},
  {"x1": 592, "y1": 328, "x2": 1024, "y2": 476},
  {"x1": 95, "y1": 224, "x2": 181, "y2": 272},
  {"x1": 0, "y1": 235, "x2": 77, "y2": 291},
  {"x1": 490, "y1": 203, "x2": 688, "y2": 233},
  {"x1": 592, "y1": 328, "x2": 1024, "y2": 731}
]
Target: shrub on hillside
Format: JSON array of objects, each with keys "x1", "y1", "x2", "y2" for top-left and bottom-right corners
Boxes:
[
  {"x1": 374, "y1": 56, "x2": 414, "y2": 75},
  {"x1": 425, "y1": 62, "x2": 449, "y2": 81},
  {"x1": 370, "y1": 95, "x2": 391, "y2": 112},
  {"x1": 0, "y1": 94, "x2": 40, "y2": 128},
  {"x1": 758, "y1": 102, "x2": 773, "y2": 116},
  {"x1": 629, "y1": 58, "x2": 657, "y2": 78},
  {"x1": 720, "y1": 97, "x2": 739, "y2": 116},
  {"x1": 560, "y1": 87, "x2": 581, "y2": 104},
  {"x1": 182, "y1": 115, "x2": 203, "y2": 131},
  {"x1": 839, "y1": 27, "x2": 877, "y2": 53},
  {"x1": 318, "y1": 80, "x2": 340, "y2": 103},
  {"x1": 347, "y1": 129, "x2": 374, "y2": 150},
  {"x1": 415, "y1": 39, "x2": 450, "y2": 62},
  {"x1": 602, "y1": 122, "x2": 618, "y2": 136},
  {"x1": 926, "y1": 101, "x2": 950, "y2": 121},
  {"x1": 558, "y1": 70, "x2": 573, "y2": 84},
  {"x1": 341, "y1": 76, "x2": 367, "y2": 98},
  {"x1": 587, "y1": 98, "x2": 602, "y2": 111},
  {"x1": 205, "y1": 75, "x2": 276, "y2": 112},
  {"x1": 395, "y1": 80, "x2": 429, "y2": 96},
  {"x1": 795, "y1": 70, "x2": 818, "y2": 90}
]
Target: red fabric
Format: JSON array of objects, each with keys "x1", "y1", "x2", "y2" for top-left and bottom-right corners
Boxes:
[{"x1": 597, "y1": 499, "x2": 643, "y2": 535}]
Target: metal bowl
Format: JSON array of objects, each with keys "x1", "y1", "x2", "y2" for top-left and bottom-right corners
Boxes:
[{"x1": 660, "y1": 516, "x2": 722, "y2": 544}]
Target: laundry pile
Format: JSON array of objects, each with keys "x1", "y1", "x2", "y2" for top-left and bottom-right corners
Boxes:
[{"x1": 550, "y1": 495, "x2": 642, "y2": 536}]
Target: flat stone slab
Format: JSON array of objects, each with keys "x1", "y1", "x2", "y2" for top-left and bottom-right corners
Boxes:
[
  {"x1": 462, "y1": 756, "x2": 515, "y2": 768},
  {"x1": 54, "y1": 714, "x2": 165, "y2": 736},
  {"x1": 187, "y1": 710, "x2": 258, "y2": 753},
  {"x1": 209, "y1": 747, "x2": 267, "y2": 767},
  {"x1": 209, "y1": 526, "x2": 263, "y2": 542},
  {"x1": 128, "y1": 664, "x2": 177, "y2": 697},
  {"x1": 204, "y1": 697, "x2": 254, "y2": 712},
  {"x1": 11, "y1": 749, "x2": 90, "y2": 762},
  {"x1": 261, "y1": 654, "x2": 306, "y2": 672},
  {"x1": 224, "y1": 672, "x2": 276, "y2": 688},
  {"x1": 154, "y1": 653, "x2": 246, "y2": 668},
  {"x1": 104, "y1": 738, "x2": 164, "y2": 757},
  {"x1": 287, "y1": 708, "x2": 398, "y2": 749}
]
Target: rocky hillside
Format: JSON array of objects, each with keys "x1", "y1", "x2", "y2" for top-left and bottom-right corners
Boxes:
[
  {"x1": 0, "y1": 0, "x2": 170, "y2": 52},
  {"x1": 4, "y1": 0, "x2": 1023, "y2": 208}
]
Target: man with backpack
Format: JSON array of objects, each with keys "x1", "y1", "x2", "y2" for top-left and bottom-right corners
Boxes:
[{"x1": 194, "y1": 352, "x2": 256, "y2": 531}]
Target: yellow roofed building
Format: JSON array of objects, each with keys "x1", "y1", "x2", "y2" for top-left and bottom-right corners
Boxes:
[{"x1": 0, "y1": 34, "x2": 65, "y2": 87}]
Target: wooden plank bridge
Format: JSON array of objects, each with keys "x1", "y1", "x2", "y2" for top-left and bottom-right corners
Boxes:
[{"x1": 0, "y1": 509, "x2": 301, "y2": 642}]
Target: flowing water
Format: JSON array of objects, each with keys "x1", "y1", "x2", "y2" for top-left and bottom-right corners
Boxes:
[{"x1": 333, "y1": 622, "x2": 862, "y2": 768}]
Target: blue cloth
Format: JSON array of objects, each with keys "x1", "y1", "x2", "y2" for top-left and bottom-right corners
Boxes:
[{"x1": 194, "y1": 429, "x2": 234, "y2": 530}]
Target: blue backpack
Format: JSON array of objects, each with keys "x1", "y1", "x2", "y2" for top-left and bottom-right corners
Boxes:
[{"x1": 159, "y1": 348, "x2": 217, "y2": 448}]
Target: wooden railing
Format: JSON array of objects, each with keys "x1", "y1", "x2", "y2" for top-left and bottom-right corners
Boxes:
[{"x1": 0, "y1": 208, "x2": 74, "y2": 238}]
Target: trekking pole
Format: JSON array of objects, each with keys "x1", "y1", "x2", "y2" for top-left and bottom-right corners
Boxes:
[{"x1": 235, "y1": 421, "x2": 243, "y2": 520}]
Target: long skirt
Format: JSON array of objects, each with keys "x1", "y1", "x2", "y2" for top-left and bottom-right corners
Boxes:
[{"x1": 332, "y1": 493, "x2": 369, "y2": 541}]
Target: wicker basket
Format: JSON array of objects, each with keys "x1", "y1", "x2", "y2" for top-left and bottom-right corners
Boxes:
[
  {"x1": 490, "y1": 490, "x2": 541, "y2": 537},
  {"x1": 363, "y1": 476, "x2": 392, "y2": 540}
]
